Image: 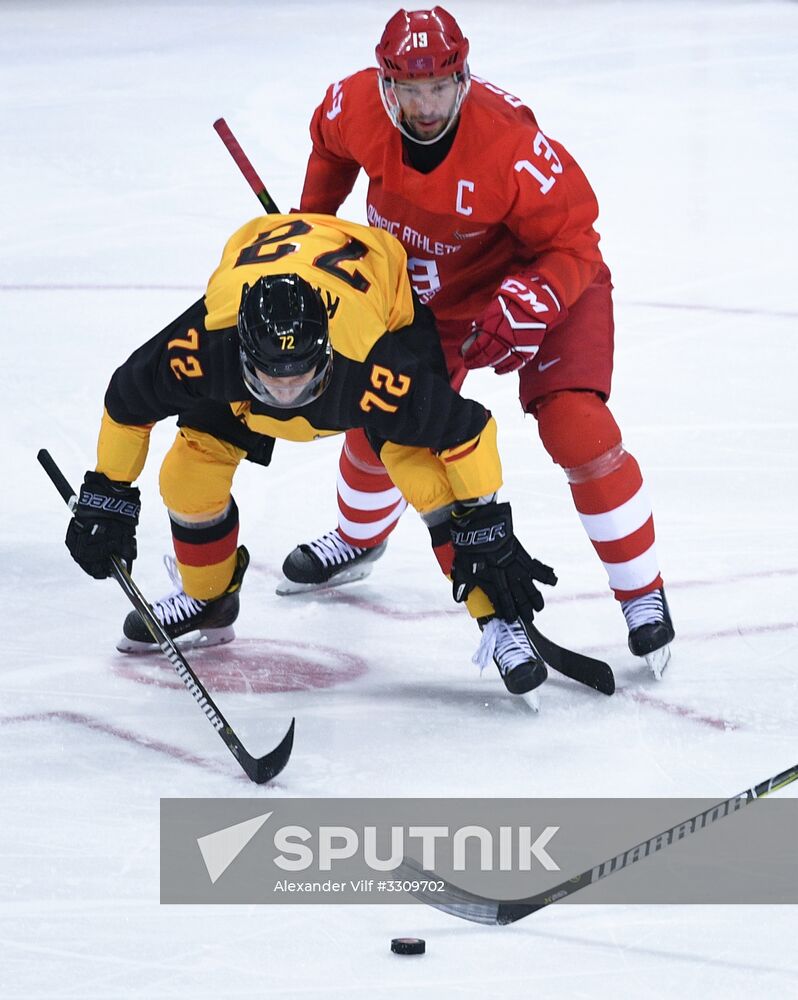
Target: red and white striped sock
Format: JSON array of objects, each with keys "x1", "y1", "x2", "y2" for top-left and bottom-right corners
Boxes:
[
  {"x1": 336, "y1": 429, "x2": 406, "y2": 548},
  {"x1": 567, "y1": 445, "x2": 662, "y2": 600},
  {"x1": 537, "y1": 391, "x2": 663, "y2": 601}
]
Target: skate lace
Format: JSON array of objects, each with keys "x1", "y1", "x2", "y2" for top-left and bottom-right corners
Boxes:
[
  {"x1": 150, "y1": 555, "x2": 207, "y2": 626},
  {"x1": 621, "y1": 590, "x2": 665, "y2": 631},
  {"x1": 472, "y1": 618, "x2": 531, "y2": 676},
  {"x1": 308, "y1": 530, "x2": 365, "y2": 568}
]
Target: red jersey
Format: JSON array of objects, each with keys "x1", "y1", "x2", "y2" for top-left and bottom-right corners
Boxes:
[{"x1": 300, "y1": 69, "x2": 605, "y2": 324}]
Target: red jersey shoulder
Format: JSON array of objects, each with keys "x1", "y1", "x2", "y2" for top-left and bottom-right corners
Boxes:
[
  {"x1": 323, "y1": 68, "x2": 386, "y2": 138},
  {"x1": 465, "y1": 79, "x2": 551, "y2": 164},
  {"x1": 469, "y1": 76, "x2": 540, "y2": 130},
  {"x1": 464, "y1": 80, "x2": 588, "y2": 203}
]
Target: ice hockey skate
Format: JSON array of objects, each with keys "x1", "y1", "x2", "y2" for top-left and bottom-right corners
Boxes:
[
  {"x1": 473, "y1": 616, "x2": 548, "y2": 711},
  {"x1": 117, "y1": 546, "x2": 250, "y2": 653},
  {"x1": 621, "y1": 587, "x2": 675, "y2": 679},
  {"x1": 277, "y1": 529, "x2": 387, "y2": 595}
]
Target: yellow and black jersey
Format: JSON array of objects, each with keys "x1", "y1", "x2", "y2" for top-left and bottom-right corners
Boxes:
[
  {"x1": 98, "y1": 214, "x2": 503, "y2": 508},
  {"x1": 205, "y1": 214, "x2": 415, "y2": 355}
]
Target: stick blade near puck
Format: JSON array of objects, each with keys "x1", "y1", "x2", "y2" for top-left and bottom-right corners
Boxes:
[{"x1": 391, "y1": 937, "x2": 425, "y2": 955}]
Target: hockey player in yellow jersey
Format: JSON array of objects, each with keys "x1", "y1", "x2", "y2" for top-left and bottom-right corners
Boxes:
[{"x1": 65, "y1": 214, "x2": 557, "y2": 697}]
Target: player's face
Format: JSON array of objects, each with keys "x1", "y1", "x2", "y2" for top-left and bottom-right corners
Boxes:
[
  {"x1": 393, "y1": 77, "x2": 459, "y2": 140},
  {"x1": 255, "y1": 368, "x2": 316, "y2": 406}
]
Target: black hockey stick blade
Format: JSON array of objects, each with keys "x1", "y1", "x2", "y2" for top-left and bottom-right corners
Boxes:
[
  {"x1": 110, "y1": 558, "x2": 295, "y2": 783},
  {"x1": 396, "y1": 856, "x2": 509, "y2": 925},
  {"x1": 399, "y1": 762, "x2": 798, "y2": 925},
  {"x1": 238, "y1": 718, "x2": 295, "y2": 784},
  {"x1": 526, "y1": 620, "x2": 615, "y2": 695},
  {"x1": 37, "y1": 448, "x2": 295, "y2": 784}
]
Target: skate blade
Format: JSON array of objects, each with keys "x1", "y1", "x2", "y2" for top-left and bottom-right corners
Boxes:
[
  {"x1": 116, "y1": 625, "x2": 236, "y2": 655},
  {"x1": 275, "y1": 563, "x2": 378, "y2": 596},
  {"x1": 518, "y1": 689, "x2": 541, "y2": 713},
  {"x1": 645, "y1": 643, "x2": 672, "y2": 680}
]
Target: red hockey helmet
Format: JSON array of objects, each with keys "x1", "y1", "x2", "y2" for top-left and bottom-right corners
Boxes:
[
  {"x1": 375, "y1": 7, "x2": 471, "y2": 144},
  {"x1": 375, "y1": 6, "x2": 470, "y2": 80}
]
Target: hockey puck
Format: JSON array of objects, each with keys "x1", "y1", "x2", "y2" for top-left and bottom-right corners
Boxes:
[{"x1": 391, "y1": 937, "x2": 425, "y2": 956}]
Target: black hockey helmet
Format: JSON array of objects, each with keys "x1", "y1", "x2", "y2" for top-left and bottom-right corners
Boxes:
[{"x1": 237, "y1": 274, "x2": 332, "y2": 408}]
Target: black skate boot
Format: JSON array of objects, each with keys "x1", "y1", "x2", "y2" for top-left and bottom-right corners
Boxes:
[
  {"x1": 117, "y1": 546, "x2": 250, "y2": 653},
  {"x1": 277, "y1": 529, "x2": 387, "y2": 595},
  {"x1": 474, "y1": 616, "x2": 548, "y2": 708},
  {"x1": 621, "y1": 587, "x2": 675, "y2": 679}
]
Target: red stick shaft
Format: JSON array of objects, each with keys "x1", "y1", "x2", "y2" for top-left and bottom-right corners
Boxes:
[{"x1": 213, "y1": 118, "x2": 280, "y2": 213}]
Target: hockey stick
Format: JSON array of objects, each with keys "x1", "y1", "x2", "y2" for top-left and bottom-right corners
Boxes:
[
  {"x1": 211, "y1": 118, "x2": 615, "y2": 696},
  {"x1": 398, "y1": 762, "x2": 798, "y2": 924},
  {"x1": 37, "y1": 449, "x2": 294, "y2": 784},
  {"x1": 526, "y1": 621, "x2": 615, "y2": 695},
  {"x1": 213, "y1": 117, "x2": 281, "y2": 213}
]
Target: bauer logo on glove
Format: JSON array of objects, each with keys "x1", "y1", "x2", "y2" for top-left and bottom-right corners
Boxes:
[
  {"x1": 66, "y1": 471, "x2": 141, "y2": 580},
  {"x1": 451, "y1": 522, "x2": 507, "y2": 547},
  {"x1": 78, "y1": 487, "x2": 141, "y2": 520},
  {"x1": 449, "y1": 500, "x2": 557, "y2": 623}
]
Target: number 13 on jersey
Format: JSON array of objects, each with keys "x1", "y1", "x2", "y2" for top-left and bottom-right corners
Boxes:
[{"x1": 514, "y1": 130, "x2": 563, "y2": 195}]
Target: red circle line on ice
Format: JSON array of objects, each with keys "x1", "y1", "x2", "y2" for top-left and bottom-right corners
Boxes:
[{"x1": 112, "y1": 638, "x2": 368, "y2": 693}]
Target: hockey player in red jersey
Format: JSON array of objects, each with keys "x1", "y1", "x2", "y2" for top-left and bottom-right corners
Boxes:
[{"x1": 280, "y1": 6, "x2": 674, "y2": 676}]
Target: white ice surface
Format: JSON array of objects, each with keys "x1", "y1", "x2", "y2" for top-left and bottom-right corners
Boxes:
[{"x1": 1, "y1": 1, "x2": 797, "y2": 997}]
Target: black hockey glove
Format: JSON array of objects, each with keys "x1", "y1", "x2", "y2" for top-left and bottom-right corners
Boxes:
[
  {"x1": 65, "y1": 471, "x2": 141, "y2": 579},
  {"x1": 449, "y1": 501, "x2": 557, "y2": 622}
]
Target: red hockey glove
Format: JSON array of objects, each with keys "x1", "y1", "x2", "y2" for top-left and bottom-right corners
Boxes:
[{"x1": 462, "y1": 275, "x2": 566, "y2": 374}]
